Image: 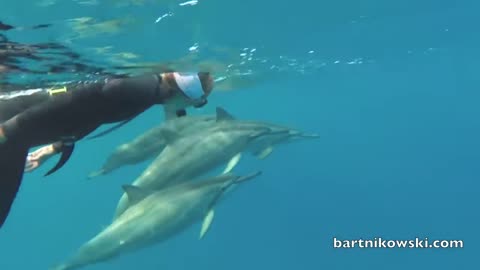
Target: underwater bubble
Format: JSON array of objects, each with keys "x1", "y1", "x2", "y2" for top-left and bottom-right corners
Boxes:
[
  {"x1": 179, "y1": 0, "x2": 198, "y2": 6},
  {"x1": 189, "y1": 43, "x2": 199, "y2": 52},
  {"x1": 75, "y1": 0, "x2": 98, "y2": 5},
  {"x1": 214, "y1": 76, "x2": 227, "y2": 83},
  {"x1": 155, "y1": 12, "x2": 173, "y2": 23}
]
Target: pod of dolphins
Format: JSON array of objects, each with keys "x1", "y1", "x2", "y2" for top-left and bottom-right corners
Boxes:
[{"x1": 51, "y1": 107, "x2": 319, "y2": 270}]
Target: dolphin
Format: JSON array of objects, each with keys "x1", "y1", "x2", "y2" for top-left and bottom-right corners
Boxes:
[
  {"x1": 90, "y1": 107, "x2": 318, "y2": 178},
  {"x1": 214, "y1": 108, "x2": 320, "y2": 159},
  {"x1": 51, "y1": 171, "x2": 261, "y2": 270},
  {"x1": 112, "y1": 119, "x2": 275, "y2": 218},
  {"x1": 87, "y1": 114, "x2": 217, "y2": 178}
]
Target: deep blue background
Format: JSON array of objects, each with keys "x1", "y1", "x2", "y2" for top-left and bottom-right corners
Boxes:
[{"x1": 1, "y1": 1, "x2": 478, "y2": 269}]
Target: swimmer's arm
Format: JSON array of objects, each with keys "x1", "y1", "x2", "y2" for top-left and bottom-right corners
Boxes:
[
  {"x1": 0, "y1": 83, "x2": 99, "y2": 140},
  {"x1": 0, "y1": 74, "x2": 164, "y2": 140},
  {"x1": 24, "y1": 141, "x2": 63, "y2": 172}
]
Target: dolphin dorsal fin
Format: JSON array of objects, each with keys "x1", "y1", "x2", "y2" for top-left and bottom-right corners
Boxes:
[
  {"x1": 159, "y1": 128, "x2": 179, "y2": 144},
  {"x1": 216, "y1": 107, "x2": 235, "y2": 122},
  {"x1": 122, "y1": 185, "x2": 151, "y2": 206}
]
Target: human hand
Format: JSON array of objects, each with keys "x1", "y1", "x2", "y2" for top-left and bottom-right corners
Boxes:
[{"x1": 25, "y1": 144, "x2": 58, "y2": 172}]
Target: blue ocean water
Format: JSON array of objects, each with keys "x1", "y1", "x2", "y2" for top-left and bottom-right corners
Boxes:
[{"x1": 0, "y1": 0, "x2": 478, "y2": 269}]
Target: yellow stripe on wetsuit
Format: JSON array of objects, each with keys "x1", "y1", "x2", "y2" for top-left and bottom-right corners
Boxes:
[{"x1": 47, "y1": 86, "x2": 67, "y2": 96}]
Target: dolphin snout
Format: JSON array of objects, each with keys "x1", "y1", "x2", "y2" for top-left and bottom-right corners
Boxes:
[
  {"x1": 287, "y1": 129, "x2": 320, "y2": 139},
  {"x1": 300, "y1": 133, "x2": 320, "y2": 138},
  {"x1": 235, "y1": 171, "x2": 262, "y2": 183}
]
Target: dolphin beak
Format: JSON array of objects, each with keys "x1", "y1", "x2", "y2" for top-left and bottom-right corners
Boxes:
[
  {"x1": 301, "y1": 133, "x2": 320, "y2": 138},
  {"x1": 234, "y1": 171, "x2": 263, "y2": 183}
]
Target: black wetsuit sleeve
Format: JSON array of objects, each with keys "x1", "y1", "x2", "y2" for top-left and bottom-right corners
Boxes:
[
  {"x1": 1, "y1": 84, "x2": 102, "y2": 141},
  {"x1": 1, "y1": 74, "x2": 164, "y2": 143},
  {"x1": 51, "y1": 141, "x2": 65, "y2": 153}
]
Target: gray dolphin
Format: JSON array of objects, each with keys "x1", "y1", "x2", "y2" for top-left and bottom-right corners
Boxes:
[
  {"x1": 89, "y1": 107, "x2": 318, "y2": 179},
  {"x1": 87, "y1": 114, "x2": 217, "y2": 179},
  {"x1": 113, "y1": 119, "x2": 275, "y2": 218},
  {"x1": 51, "y1": 171, "x2": 261, "y2": 270},
  {"x1": 214, "y1": 107, "x2": 320, "y2": 159}
]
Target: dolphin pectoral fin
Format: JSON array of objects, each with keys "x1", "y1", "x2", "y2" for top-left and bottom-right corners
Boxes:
[
  {"x1": 254, "y1": 146, "x2": 274, "y2": 160},
  {"x1": 216, "y1": 107, "x2": 236, "y2": 121},
  {"x1": 122, "y1": 185, "x2": 152, "y2": 207},
  {"x1": 222, "y1": 153, "x2": 242, "y2": 174},
  {"x1": 44, "y1": 143, "x2": 75, "y2": 176},
  {"x1": 199, "y1": 209, "x2": 215, "y2": 239}
]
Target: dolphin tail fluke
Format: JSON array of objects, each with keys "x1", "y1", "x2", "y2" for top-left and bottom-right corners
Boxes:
[{"x1": 0, "y1": 141, "x2": 28, "y2": 229}]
